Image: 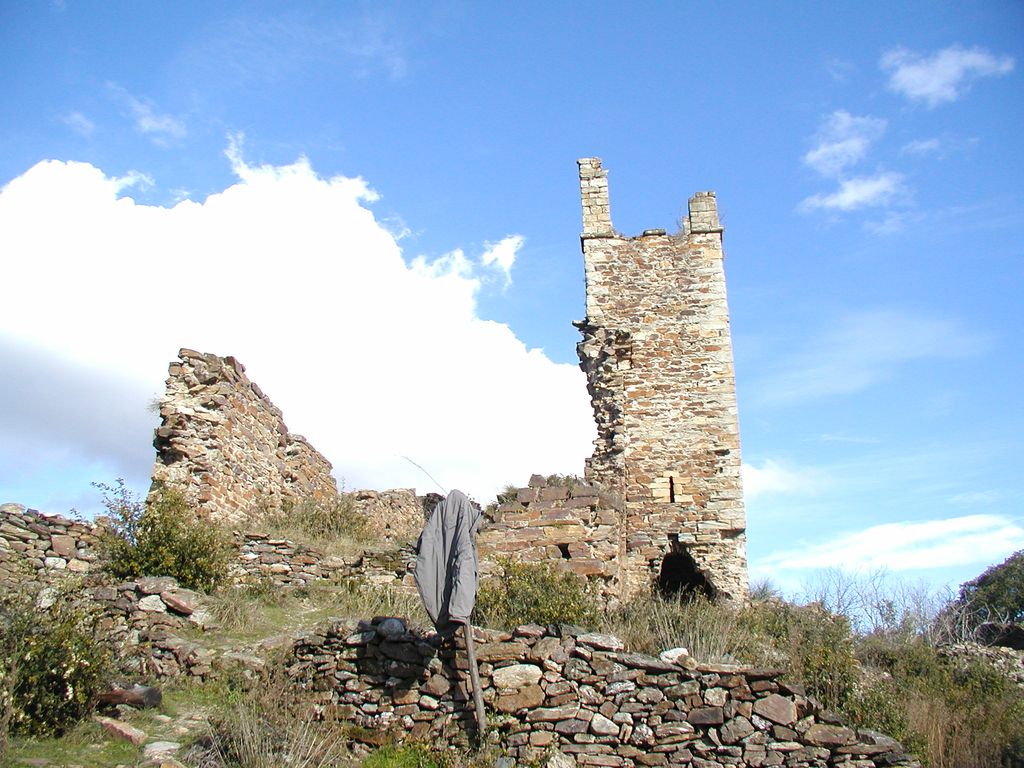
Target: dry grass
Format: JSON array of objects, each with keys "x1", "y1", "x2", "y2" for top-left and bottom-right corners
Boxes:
[
  {"x1": 602, "y1": 590, "x2": 759, "y2": 665},
  {"x1": 190, "y1": 664, "x2": 356, "y2": 768},
  {"x1": 315, "y1": 579, "x2": 430, "y2": 628},
  {"x1": 203, "y1": 577, "x2": 430, "y2": 645},
  {"x1": 256, "y1": 495, "x2": 370, "y2": 559}
]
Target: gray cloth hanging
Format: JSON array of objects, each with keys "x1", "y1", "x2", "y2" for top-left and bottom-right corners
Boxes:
[{"x1": 414, "y1": 489, "x2": 482, "y2": 634}]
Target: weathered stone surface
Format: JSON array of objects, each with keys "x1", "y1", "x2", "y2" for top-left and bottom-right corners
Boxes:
[
  {"x1": 49, "y1": 534, "x2": 76, "y2": 558},
  {"x1": 476, "y1": 642, "x2": 527, "y2": 662},
  {"x1": 421, "y1": 675, "x2": 451, "y2": 697},
  {"x1": 496, "y1": 684, "x2": 545, "y2": 712},
  {"x1": 143, "y1": 741, "x2": 181, "y2": 758},
  {"x1": 493, "y1": 663, "x2": 543, "y2": 689},
  {"x1": 577, "y1": 633, "x2": 624, "y2": 651},
  {"x1": 375, "y1": 618, "x2": 406, "y2": 640},
  {"x1": 752, "y1": 693, "x2": 797, "y2": 725},
  {"x1": 95, "y1": 716, "x2": 147, "y2": 745},
  {"x1": 720, "y1": 715, "x2": 754, "y2": 744},
  {"x1": 138, "y1": 576, "x2": 177, "y2": 595},
  {"x1": 804, "y1": 723, "x2": 857, "y2": 747},
  {"x1": 546, "y1": 750, "x2": 576, "y2": 768},
  {"x1": 161, "y1": 591, "x2": 195, "y2": 616},
  {"x1": 589, "y1": 712, "x2": 618, "y2": 736},
  {"x1": 150, "y1": 349, "x2": 338, "y2": 525},
  {"x1": 528, "y1": 703, "x2": 581, "y2": 722},
  {"x1": 138, "y1": 594, "x2": 168, "y2": 612},
  {"x1": 687, "y1": 707, "x2": 725, "y2": 726}
]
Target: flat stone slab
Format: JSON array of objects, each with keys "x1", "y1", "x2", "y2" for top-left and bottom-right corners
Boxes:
[
  {"x1": 493, "y1": 663, "x2": 543, "y2": 689},
  {"x1": 804, "y1": 723, "x2": 857, "y2": 747},
  {"x1": 752, "y1": 693, "x2": 797, "y2": 725},
  {"x1": 143, "y1": 741, "x2": 182, "y2": 757},
  {"x1": 577, "y1": 633, "x2": 625, "y2": 651},
  {"x1": 95, "y1": 716, "x2": 146, "y2": 746}
]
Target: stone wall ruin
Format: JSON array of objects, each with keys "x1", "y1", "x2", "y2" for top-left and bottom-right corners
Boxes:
[
  {"x1": 476, "y1": 160, "x2": 748, "y2": 603},
  {"x1": 289, "y1": 619, "x2": 920, "y2": 768},
  {"x1": 150, "y1": 348, "x2": 339, "y2": 524},
  {"x1": 574, "y1": 158, "x2": 748, "y2": 602},
  {"x1": 146, "y1": 152, "x2": 750, "y2": 605}
]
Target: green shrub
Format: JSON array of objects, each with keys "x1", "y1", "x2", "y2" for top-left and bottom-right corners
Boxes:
[
  {"x1": 957, "y1": 549, "x2": 1024, "y2": 625},
  {"x1": 0, "y1": 579, "x2": 113, "y2": 742},
  {"x1": 98, "y1": 480, "x2": 230, "y2": 593},
  {"x1": 475, "y1": 559, "x2": 599, "y2": 629},
  {"x1": 734, "y1": 599, "x2": 859, "y2": 711},
  {"x1": 850, "y1": 638, "x2": 1024, "y2": 767},
  {"x1": 363, "y1": 744, "x2": 447, "y2": 768}
]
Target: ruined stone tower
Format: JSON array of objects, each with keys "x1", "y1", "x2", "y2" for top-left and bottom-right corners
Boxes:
[{"x1": 574, "y1": 157, "x2": 748, "y2": 601}]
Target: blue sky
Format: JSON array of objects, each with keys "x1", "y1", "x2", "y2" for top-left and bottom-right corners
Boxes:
[{"x1": 2, "y1": 1, "x2": 1021, "y2": 596}]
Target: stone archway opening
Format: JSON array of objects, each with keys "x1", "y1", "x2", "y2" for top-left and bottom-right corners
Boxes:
[{"x1": 657, "y1": 547, "x2": 715, "y2": 600}]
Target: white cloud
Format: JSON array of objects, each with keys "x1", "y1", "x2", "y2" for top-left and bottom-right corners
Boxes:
[
  {"x1": 752, "y1": 309, "x2": 984, "y2": 406},
  {"x1": 881, "y1": 44, "x2": 1015, "y2": 107},
  {"x1": 825, "y1": 57, "x2": 856, "y2": 83},
  {"x1": 480, "y1": 235, "x2": 524, "y2": 288},
  {"x1": 755, "y1": 514, "x2": 1024, "y2": 573},
  {"x1": 108, "y1": 84, "x2": 187, "y2": 146},
  {"x1": 180, "y1": 11, "x2": 408, "y2": 88},
  {"x1": 0, "y1": 148, "x2": 596, "y2": 508},
  {"x1": 799, "y1": 172, "x2": 904, "y2": 212},
  {"x1": 901, "y1": 137, "x2": 942, "y2": 156},
  {"x1": 948, "y1": 490, "x2": 1002, "y2": 507},
  {"x1": 803, "y1": 111, "x2": 887, "y2": 178},
  {"x1": 742, "y1": 459, "x2": 826, "y2": 499},
  {"x1": 816, "y1": 433, "x2": 881, "y2": 445},
  {"x1": 865, "y1": 209, "x2": 926, "y2": 235},
  {"x1": 62, "y1": 111, "x2": 95, "y2": 137}
]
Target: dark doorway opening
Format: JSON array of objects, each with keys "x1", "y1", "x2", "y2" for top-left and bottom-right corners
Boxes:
[
  {"x1": 657, "y1": 548, "x2": 715, "y2": 600},
  {"x1": 557, "y1": 543, "x2": 571, "y2": 560}
]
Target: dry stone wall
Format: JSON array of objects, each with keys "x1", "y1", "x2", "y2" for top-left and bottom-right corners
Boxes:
[
  {"x1": 0, "y1": 502, "x2": 415, "y2": 595},
  {"x1": 0, "y1": 502, "x2": 103, "y2": 584},
  {"x1": 350, "y1": 489, "x2": 428, "y2": 544},
  {"x1": 575, "y1": 158, "x2": 747, "y2": 602},
  {"x1": 151, "y1": 348, "x2": 338, "y2": 524},
  {"x1": 288, "y1": 618, "x2": 920, "y2": 767},
  {"x1": 477, "y1": 476, "x2": 621, "y2": 595},
  {"x1": 234, "y1": 531, "x2": 417, "y2": 592}
]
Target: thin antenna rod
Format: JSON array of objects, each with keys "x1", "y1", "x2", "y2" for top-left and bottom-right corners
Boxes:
[{"x1": 400, "y1": 455, "x2": 448, "y2": 495}]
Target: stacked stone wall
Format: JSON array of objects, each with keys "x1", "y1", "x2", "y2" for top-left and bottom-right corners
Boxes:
[
  {"x1": 350, "y1": 489, "x2": 428, "y2": 544},
  {"x1": 288, "y1": 618, "x2": 919, "y2": 767},
  {"x1": 0, "y1": 502, "x2": 103, "y2": 584},
  {"x1": 477, "y1": 476, "x2": 622, "y2": 596},
  {"x1": 0, "y1": 503, "x2": 415, "y2": 594},
  {"x1": 151, "y1": 348, "x2": 338, "y2": 524},
  {"x1": 574, "y1": 158, "x2": 747, "y2": 602},
  {"x1": 233, "y1": 531, "x2": 417, "y2": 592}
]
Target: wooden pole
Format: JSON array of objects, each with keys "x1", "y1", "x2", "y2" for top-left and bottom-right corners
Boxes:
[{"x1": 460, "y1": 621, "x2": 487, "y2": 741}]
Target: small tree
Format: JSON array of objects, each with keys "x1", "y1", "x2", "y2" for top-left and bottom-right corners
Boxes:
[
  {"x1": 98, "y1": 480, "x2": 231, "y2": 593},
  {"x1": 958, "y1": 550, "x2": 1024, "y2": 625}
]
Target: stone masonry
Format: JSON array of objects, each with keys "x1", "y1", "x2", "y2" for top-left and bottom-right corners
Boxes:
[
  {"x1": 289, "y1": 618, "x2": 920, "y2": 768},
  {"x1": 477, "y1": 475, "x2": 620, "y2": 594},
  {"x1": 150, "y1": 348, "x2": 338, "y2": 524},
  {"x1": 574, "y1": 158, "x2": 747, "y2": 602}
]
